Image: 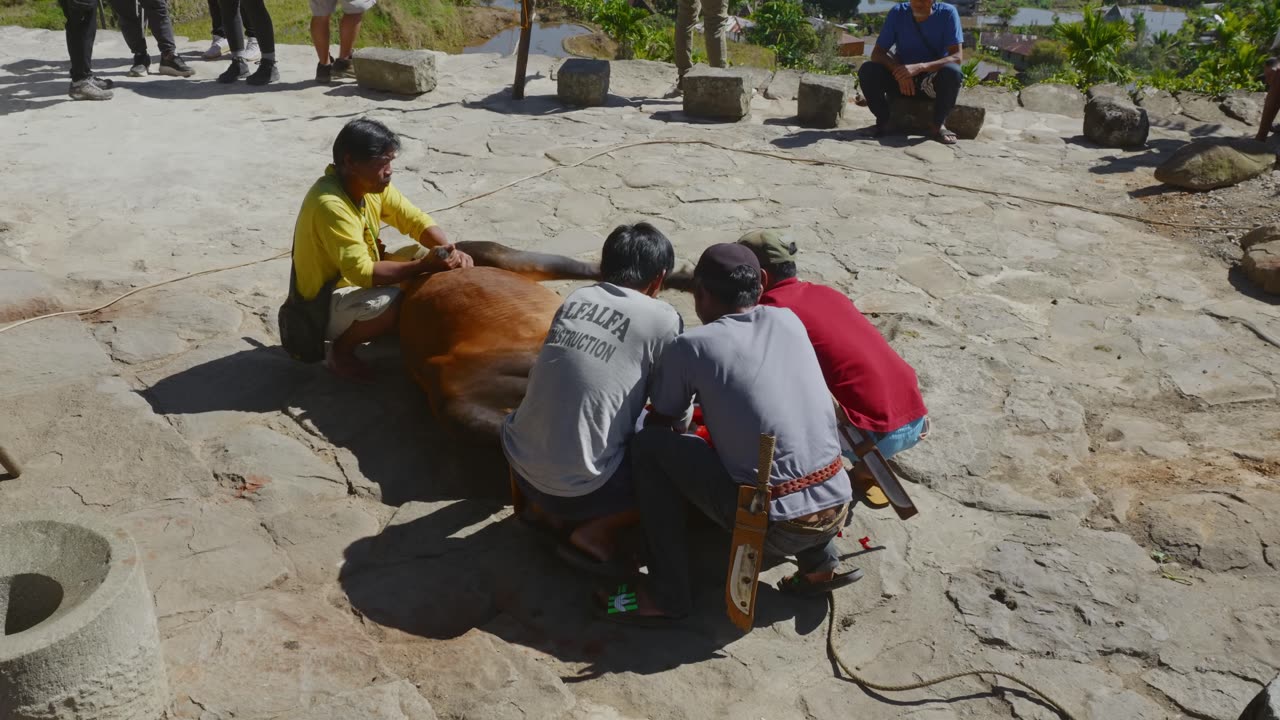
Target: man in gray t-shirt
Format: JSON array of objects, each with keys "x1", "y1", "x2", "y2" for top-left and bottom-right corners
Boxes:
[
  {"x1": 613, "y1": 244, "x2": 856, "y2": 624},
  {"x1": 502, "y1": 223, "x2": 682, "y2": 573}
]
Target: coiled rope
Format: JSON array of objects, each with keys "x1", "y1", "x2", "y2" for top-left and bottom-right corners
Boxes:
[{"x1": 0, "y1": 137, "x2": 1256, "y2": 336}]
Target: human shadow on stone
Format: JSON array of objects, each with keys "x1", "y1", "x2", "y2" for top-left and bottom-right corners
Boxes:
[
  {"x1": 1081, "y1": 137, "x2": 1186, "y2": 176},
  {"x1": 142, "y1": 336, "x2": 506, "y2": 506},
  {"x1": 127, "y1": 78, "x2": 317, "y2": 101},
  {"x1": 339, "y1": 499, "x2": 835, "y2": 675},
  {"x1": 463, "y1": 82, "x2": 642, "y2": 116}
]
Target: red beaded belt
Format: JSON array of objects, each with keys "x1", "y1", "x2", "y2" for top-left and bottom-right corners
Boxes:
[{"x1": 769, "y1": 456, "x2": 845, "y2": 499}]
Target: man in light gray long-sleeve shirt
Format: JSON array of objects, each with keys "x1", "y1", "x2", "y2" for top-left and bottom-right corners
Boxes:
[
  {"x1": 502, "y1": 223, "x2": 683, "y2": 572},
  {"x1": 616, "y1": 243, "x2": 857, "y2": 624}
]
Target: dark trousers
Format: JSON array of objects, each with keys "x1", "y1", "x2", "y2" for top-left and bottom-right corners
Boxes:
[
  {"x1": 59, "y1": 0, "x2": 98, "y2": 81},
  {"x1": 208, "y1": 0, "x2": 255, "y2": 40},
  {"x1": 108, "y1": 0, "x2": 178, "y2": 59},
  {"x1": 221, "y1": 0, "x2": 275, "y2": 54},
  {"x1": 631, "y1": 427, "x2": 842, "y2": 617},
  {"x1": 858, "y1": 61, "x2": 963, "y2": 130}
]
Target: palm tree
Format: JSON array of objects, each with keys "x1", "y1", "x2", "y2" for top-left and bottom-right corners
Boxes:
[{"x1": 1053, "y1": 3, "x2": 1133, "y2": 83}]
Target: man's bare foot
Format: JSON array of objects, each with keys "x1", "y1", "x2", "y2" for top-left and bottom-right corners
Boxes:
[{"x1": 325, "y1": 349, "x2": 375, "y2": 383}]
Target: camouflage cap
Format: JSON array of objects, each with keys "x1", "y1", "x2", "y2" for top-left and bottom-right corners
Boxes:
[{"x1": 737, "y1": 229, "x2": 798, "y2": 266}]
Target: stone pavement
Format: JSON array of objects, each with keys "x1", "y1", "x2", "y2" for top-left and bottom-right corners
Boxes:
[{"x1": 1, "y1": 26, "x2": 1279, "y2": 720}]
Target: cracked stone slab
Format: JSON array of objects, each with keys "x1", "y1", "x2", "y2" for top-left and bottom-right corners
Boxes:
[
  {"x1": 1144, "y1": 667, "x2": 1261, "y2": 720},
  {"x1": 203, "y1": 425, "x2": 349, "y2": 517}
]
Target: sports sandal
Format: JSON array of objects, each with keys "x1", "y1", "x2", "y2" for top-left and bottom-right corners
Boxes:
[
  {"x1": 777, "y1": 568, "x2": 865, "y2": 595},
  {"x1": 593, "y1": 583, "x2": 685, "y2": 627}
]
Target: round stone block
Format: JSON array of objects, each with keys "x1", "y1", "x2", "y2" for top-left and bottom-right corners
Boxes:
[{"x1": 0, "y1": 517, "x2": 169, "y2": 719}]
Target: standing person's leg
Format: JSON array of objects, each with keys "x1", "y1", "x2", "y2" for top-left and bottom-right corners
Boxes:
[
  {"x1": 60, "y1": 0, "x2": 112, "y2": 99},
  {"x1": 857, "y1": 61, "x2": 897, "y2": 134},
  {"x1": 138, "y1": 0, "x2": 195, "y2": 76},
  {"x1": 242, "y1": 0, "x2": 278, "y2": 85},
  {"x1": 628, "y1": 428, "x2": 738, "y2": 618},
  {"x1": 310, "y1": 0, "x2": 336, "y2": 80},
  {"x1": 204, "y1": 0, "x2": 231, "y2": 58},
  {"x1": 702, "y1": 0, "x2": 727, "y2": 69},
  {"x1": 108, "y1": 0, "x2": 151, "y2": 74},
  {"x1": 1258, "y1": 64, "x2": 1280, "y2": 143},
  {"x1": 217, "y1": 0, "x2": 250, "y2": 81},
  {"x1": 929, "y1": 62, "x2": 962, "y2": 143},
  {"x1": 332, "y1": 0, "x2": 374, "y2": 78},
  {"x1": 674, "y1": 0, "x2": 699, "y2": 88}
]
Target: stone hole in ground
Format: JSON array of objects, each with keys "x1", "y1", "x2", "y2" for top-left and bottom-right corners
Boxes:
[{"x1": 0, "y1": 573, "x2": 64, "y2": 636}]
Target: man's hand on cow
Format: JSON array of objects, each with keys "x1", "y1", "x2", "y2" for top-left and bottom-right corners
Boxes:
[{"x1": 422, "y1": 244, "x2": 473, "y2": 272}]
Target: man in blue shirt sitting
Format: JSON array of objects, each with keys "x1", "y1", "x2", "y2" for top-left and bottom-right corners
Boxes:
[{"x1": 857, "y1": 0, "x2": 965, "y2": 144}]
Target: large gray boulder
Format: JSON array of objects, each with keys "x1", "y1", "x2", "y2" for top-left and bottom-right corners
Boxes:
[
  {"x1": 353, "y1": 47, "x2": 438, "y2": 95},
  {"x1": 1087, "y1": 83, "x2": 1129, "y2": 101},
  {"x1": 1019, "y1": 82, "x2": 1085, "y2": 117},
  {"x1": 682, "y1": 65, "x2": 751, "y2": 121},
  {"x1": 1135, "y1": 86, "x2": 1182, "y2": 118},
  {"x1": 1154, "y1": 138, "x2": 1276, "y2": 190},
  {"x1": 557, "y1": 58, "x2": 610, "y2": 107},
  {"x1": 797, "y1": 73, "x2": 849, "y2": 128},
  {"x1": 1238, "y1": 676, "x2": 1280, "y2": 720},
  {"x1": 1084, "y1": 96, "x2": 1149, "y2": 148},
  {"x1": 1221, "y1": 91, "x2": 1266, "y2": 127},
  {"x1": 1176, "y1": 91, "x2": 1236, "y2": 126},
  {"x1": 887, "y1": 96, "x2": 985, "y2": 139},
  {"x1": 1240, "y1": 225, "x2": 1280, "y2": 296},
  {"x1": 961, "y1": 85, "x2": 1018, "y2": 113}
]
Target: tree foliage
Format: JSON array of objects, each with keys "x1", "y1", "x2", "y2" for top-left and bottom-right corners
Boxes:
[
  {"x1": 1052, "y1": 4, "x2": 1133, "y2": 84},
  {"x1": 748, "y1": 0, "x2": 819, "y2": 67}
]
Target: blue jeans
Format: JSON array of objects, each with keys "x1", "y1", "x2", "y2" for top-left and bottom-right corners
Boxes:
[
  {"x1": 857, "y1": 62, "x2": 963, "y2": 130},
  {"x1": 841, "y1": 416, "x2": 928, "y2": 464},
  {"x1": 631, "y1": 427, "x2": 845, "y2": 617}
]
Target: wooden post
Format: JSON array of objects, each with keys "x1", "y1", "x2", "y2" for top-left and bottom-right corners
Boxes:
[
  {"x1": 0, "y1": 444, "x2": 21, "y2": 479},
  {"x1": 512, "y1": 0, "x2": 534, "y2": 100}
]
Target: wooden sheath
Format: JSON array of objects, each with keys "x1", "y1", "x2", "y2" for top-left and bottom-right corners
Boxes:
[
  {"x1": 725, "y1": 434, "x2": 774, "y2": 632},
  {"x1": 834, "y1": 399, "x2": 918, "y2": 521}
]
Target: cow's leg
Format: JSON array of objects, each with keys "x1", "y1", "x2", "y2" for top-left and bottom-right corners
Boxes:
[
  {"x1": 455, "y1": 241, "x2": 600, "y2": 282},
  {"x1": 664, "y1": 260, "x2": 697, "y2": 293}
]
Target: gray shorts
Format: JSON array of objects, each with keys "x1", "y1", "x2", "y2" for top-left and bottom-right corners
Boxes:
[
  {"x1": 325, "y1": 242, "x2": 425, "y2": 340},
  {"x1": 311, "y1": 0, "x2": 375, "y2": 16}
]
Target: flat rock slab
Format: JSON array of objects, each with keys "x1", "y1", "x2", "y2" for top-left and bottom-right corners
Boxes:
[
  {"x1": 763, "y1": 68, "x2": 802, "y2": 100},
  {"x1": 1019, "y1": 83, "x2": 1085, "y2": 118},
  {"x1": 353, "y1": 47, "x2": 438, "y2": 95},
  {"x1": 1238, "y1": 676, "x2": 1280, "y2": 720},
  {"x1": 1222, "y1": 92, "x2": 1265, "y2": 126},
  {"x1": 557, "y1": 58, "x2": 609, "y2": 107},
  {"x1": 682, "y1": 65, "x2": 751, "y2": 121},
  {"x1": 1176, "y1": 91, "x2": 1237, "y2": 127},
  {"x1": 0, "y1": 269, "x2": 62, "y2": 323},
  {"x1": 1154, "y1": 137, "x2": 1276, "y2": 191},
  {"x1": 275, "y1": 681, "x2": 438, "y2": 720}
]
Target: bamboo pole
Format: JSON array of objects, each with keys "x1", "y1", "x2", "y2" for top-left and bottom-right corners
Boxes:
[
  {"x1": 512, "y1": 0, "x2": 533, "y2": 99},
  {"x1": 0, "y1": 444, "x2": 21, "y2": 479}
]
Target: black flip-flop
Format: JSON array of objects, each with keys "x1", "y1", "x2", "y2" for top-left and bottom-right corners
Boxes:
[
  {"x1": 555, "y1": 542, "x2": 631, "y2": 579},
  {"x1": 777, "y1": 568, "x2": 865, "y2": 595}
]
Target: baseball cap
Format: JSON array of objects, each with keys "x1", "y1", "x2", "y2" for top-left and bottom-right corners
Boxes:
[
  {"x1": 737, "y1": 229, "x2": 798, "y2": 266},
  {"x1": 693, "y1": 243, "x2": 761, "y2": 287}
]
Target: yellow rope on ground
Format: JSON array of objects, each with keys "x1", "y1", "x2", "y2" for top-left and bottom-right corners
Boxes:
[
  {"x1": 0, "y1": 137, "x2": 1257, "y2": 336},
  {"x1": 826, "y1": 593, "x2": 1080, "y2": 720}
]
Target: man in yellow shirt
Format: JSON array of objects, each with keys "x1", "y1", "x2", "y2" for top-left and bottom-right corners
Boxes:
[{"x1": 292, "y1": 117, "x2": 473, "y2": 380}]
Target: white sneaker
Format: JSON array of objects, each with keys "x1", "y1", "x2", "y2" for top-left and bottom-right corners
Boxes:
[
  {"x1": 243, "y1": 37, "x2": 262, "y2": 62},
  {"x1": 203, "y1": 35, "x2": 228, "y2": 60}
]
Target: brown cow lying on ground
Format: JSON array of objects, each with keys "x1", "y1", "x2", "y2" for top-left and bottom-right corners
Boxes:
[{"x1": 398, "y1": 241, "x2": 603, "y2": 438}]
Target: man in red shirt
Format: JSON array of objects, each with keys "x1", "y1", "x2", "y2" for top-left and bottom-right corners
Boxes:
[{"x1": 738, "y1": 230, "x2": 929, "y2": 506}]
